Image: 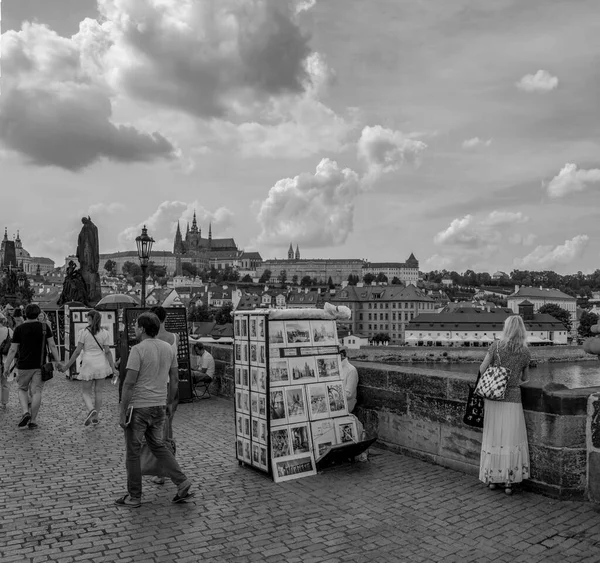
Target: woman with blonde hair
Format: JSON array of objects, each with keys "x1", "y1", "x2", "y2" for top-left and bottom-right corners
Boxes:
[
  {"x1": 0, "y1": 313, "x2": 14, "y2": 408},
  {"x1": 61, "y1": 310, "x2": 118, "y2": 425},
  {"x1": 479, "y1": 314, "x2": 531, "y2": 495}
]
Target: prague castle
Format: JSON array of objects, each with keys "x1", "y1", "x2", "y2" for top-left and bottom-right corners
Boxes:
[{"x1": 1, "y1": 229, "x2": 55, "y2": 275}]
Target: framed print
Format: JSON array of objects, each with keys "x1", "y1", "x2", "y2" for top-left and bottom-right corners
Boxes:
[
  {"x1": 242, "y1": 367, "x2": 249, "y2": 388},
  {"x1": 269, "y1": 389, "x2": 287, "y2": 426},
  {"x1": 251, "y1": 418, "x2": 260, "y2": 441},
  {"x1": 288, "y1": 356, "x2": 317, "y2": 384},
  {"x1": 235, "y1": 343, "x2": 242, "y2": 363},
  {"x1": 250, "y1": 343, "x2": 258, "y2": 364},
  {"x1": 241, "y1": 391, "x2": 250, "y2": 414},
  {"x1": 243, "y1": 415, "x2": 251, "y2": 438},
  {"x1": 316, "y1": 356, "x2": 341, "y2": 381},
  {"x1": 268, "y1": 321, "x2": 286, "y2": 346},
  {"x1": 242, "y1": 342, "x2": 249, "y2": 363},
  {"x1": 234, "y1": 318, "x2": 241, "y2": 337},
  {"x1": 269, "y1": 359, "x2": 289, "y2": 387},
  {"x1": 250, "y1": 317, "x2": 257, "y2": 339},
  {"x1": 258, "y1": 394, "x2": 267, "y2": 417},
  {"x1": 258, "y1": 343, "x2": 266, "y2": 366},
  {"x1": 236, "y1": 413, "x2": 244, "y2": 436},
  {"x1": 285, "y1": 386, "x2": 308, "y2": 424},
  {"x1": 251, "y1": 367, "x2": 259, "y2": 390},
  {"x1": 306, "y1": 383, "x2": 330, "y2": 420},
  {"x1": 273, "y1": 454, "x2": 317, "y2": 483},
  {"x1": 243, "y1": 439, "x2": 252, "y2": 464},
  {"x1": 271, "y1": 427, "x2": 291, "y2": 458},
  {"x1": 311, "y1": 320, "x2": 337, "y2": 346},
  {"x1": 235, "y1": 391, "x2": 243, "y2": 412},
  {"x1": 259, "y1": 446, "x2": 268, "y2": 471},
  {"x1": 257, "y1": 368, "x2": 267, "y2": 393},
  {"x1": 311, "y1": 420, "x2": 337, "y2": 459},
  {"x1": 326, "y1": 383, "x2": 348, "y2": 416},
  {"x1": 251, "y1": 392, "x2": 259, "y2": 416},
  {"x1": 236, "y1": 438, "x2": 244, "y2": 460},
  {"x1": 252, "y1": 443, "x2": 261, "y2": 466},
  {"x1": 234, "y1": 367, "x2": 241, "y2": 387},
  {"x1": 258, "y1": 419, "x2": 268, "y2": 444},
  {"x1": 284, "y1": 321, "x2": 312, "y2": 346},
  {"x1": 241, "y1": 317, "x2": 248, "y2": 338},
  {"x1": 289, "y1": 423, "x2": 312, "y2": 455},
  {"x1": 73, "y1": 312, "x2": 81, "y2": 322},
  {"x1": 257, "y1": 317, "x2": 265, "y2": 339},
  {"x1": 334, "y1": 416, "x2": 358, "y2": 444}
]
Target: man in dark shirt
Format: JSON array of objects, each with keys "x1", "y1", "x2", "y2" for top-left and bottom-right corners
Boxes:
[{"x1": 2, "y1": 303, "x2": 61, "y2": 428}]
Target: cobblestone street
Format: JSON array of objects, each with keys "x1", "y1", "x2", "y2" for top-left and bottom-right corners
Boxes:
[{"x1": 2, "y1": 375, "x2": 600, "y2": 563}]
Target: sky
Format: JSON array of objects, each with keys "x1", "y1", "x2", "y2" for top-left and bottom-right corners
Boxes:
[{"x1": 1, "y1": 0, "x2": 599, "y2": 274}]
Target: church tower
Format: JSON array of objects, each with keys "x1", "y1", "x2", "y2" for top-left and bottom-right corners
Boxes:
[
  {"x1": 174, "y1": 222, "x2": 184, "y2": 253},
  {"x1": 288, "y1": 243, "x2": 294, "y2": 260},
  {"x1": 295, "y1": 245, "x2": 300, "y2": 260},
  {"x1": 208, "y1": 223, "x2": 212, "y2": 250}
]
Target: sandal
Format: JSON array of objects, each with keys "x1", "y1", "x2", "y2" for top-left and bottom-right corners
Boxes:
[
  {"x1": 28, "y1": 422, "x2": 39, "y2": 429},
  {"x1": 18, "y1": 413, "x2": 31, "y2": 427},
  {"x1": 84, "y1": 410, "x2": 97, "y2": 426},
  {"x1": 114, "y1": 494, "x2": 141, "y2": 507}
]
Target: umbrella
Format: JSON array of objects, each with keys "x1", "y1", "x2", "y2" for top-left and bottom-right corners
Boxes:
[{"x1": 95, "y1": 294, "x2": 140, "y2": 310}]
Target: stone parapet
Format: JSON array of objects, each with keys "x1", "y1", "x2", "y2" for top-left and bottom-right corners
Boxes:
[
  {"x1": 587, "y1": 392, "x2": 600, "y2": 505},
  {"x1": 354, "y1": 361, "x2": 599, "y2": 500}
]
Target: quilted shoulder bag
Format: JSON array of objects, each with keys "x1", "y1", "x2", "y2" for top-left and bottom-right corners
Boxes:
[{"x1": 474, "y1": 344, "x2": 510, "y2": 401}]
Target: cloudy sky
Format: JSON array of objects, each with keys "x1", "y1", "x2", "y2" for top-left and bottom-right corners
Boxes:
[{"x1": 1, "y1": 0, "x2": 599, "y2": 274}]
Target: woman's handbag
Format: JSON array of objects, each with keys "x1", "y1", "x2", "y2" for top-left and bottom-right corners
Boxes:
[
  {"x1": 140, "y1": 416, "x2": 176, "y2": 476},
  {"x1": 463, "y1": 370, "x2": 485, "y2": 428},
  {"x1": 474, "y1": 346, "x2": 510, "y2": 400},
  {"x1": 40, "y1": 323, "x2": 54, "y2": 382}
]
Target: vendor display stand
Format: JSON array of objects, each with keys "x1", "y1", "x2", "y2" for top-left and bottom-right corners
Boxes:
[
  {"x1": 233, "y1": 309, "x2": 362, "y2": 483},
  {"x1": 122, "y1": 307, "x2": 194, "y2": 403}
]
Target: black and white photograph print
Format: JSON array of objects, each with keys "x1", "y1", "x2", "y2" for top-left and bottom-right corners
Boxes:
[
  {"x1": 259, "y1": 446, "x2": 268, "y2": 470},
  {"x1": 242, "y1": 367, "x2": 249, "y2": 388},
  {"x1": 268, "y1": 321, "x2": 286, "y2": 346},
  {"x1": 273, "y1": 454, "x2": 317, "y2": 483},
  {"x1": 243, "y1": 440, "x2": 251, "y2": 464},
  {"x1": 258, "y1": 395, "x2": 267, "y2": 417},
  {"x1": 306, "y1": 383, "x2": 330, "y2": 420},
  {"x1": 234, "y1": 318, "x2": 240, "y2": 338},
  {"x1": 259, "y1": 420, "x2": 268, "y2": 444},
  {"x1": 251, "y1": 392, "x2": 259, "y2": 416},
  {"x1": 269, "y1": 359, "x2": 289, "y2": 386},
  {"x1": 290, "y1": 423, "x2": 312, "y2": 455},
  {"x1": 234, "y1": 367, "x2": 241, "y2": 386},
  {"x1": 251, "y1": 367, "x2": 258, "y2": 389},
  {"x1": 243, "y1": 415, "x2": 251, "y2": 438},
  {"x1": 242, "y1": 391, "x2": 250, "y2": 413},
  {"x1": 237, "y1": 414, "x2": 243, "y2": 435},
  {"x1": 237, "y1": 439, "x2": 244, "y2": 459},
  {"x1": 252, "y1": 419, "x2": 259, "y2": 441},
  {"x1": 257, "y1": 368, "x2": 267, "y2": 392},
  {"x1": 285, "y1": 386, "x2": 307, "y2": 423},
  {"x1": 250, "y1": 317, "x2": 257, "y2": 339},
  {"x1": 258, "y1": 317, "x2": 265, "y2": 339},
  {"x1": 311, "y1": 320, "x2": 337, "y2": 346},
  {"x1": 271, "y1": 428, "x2": 291, "y2": 458},
  {"x1": 316, "y1": 356, "x2": 341, "y2": 380},
  {"x1": 269, "y1": 390, "x2": 287, "y2": 425},
  {"x1": 235, "y1": 343, "x2": 241, "y2": 362},
  {"x1": 253, "y1": 443, "x2": 260, "y2": 464},
  {"x1": 250, "y1": 343, "x2": 257, "y2": 363},
  {"x1": 334, "y1": 416, "x2": 358, "y2": 444},
  {"x1": 241, "y1": 317, "x2": 248, "y2": 338},
  {"x1": 311, "y1": 420, "x2": 338, "y2": 459},
  {"x1": 258, "y1": 343, "x2": 266, "y2": 365},
  {"x1": 327, "y1": 383, "x2": 348, "y2": 415},
  {"x1": 289, "y1": 356, "x2": 317, "y2": 383},
  {"x1": 242, "y1": 342, "x2": 249, "y2": 363},
  {"x1": 236, "y1": 391, "x2": 242, "y2": 412},
  {"x1": 284, "y1": 321, "x2": 312, "y2": 346}
]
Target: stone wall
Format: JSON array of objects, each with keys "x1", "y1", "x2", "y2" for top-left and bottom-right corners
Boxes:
[{"x1": 354, "y1": 360, "x2": 598, "y2": 500}]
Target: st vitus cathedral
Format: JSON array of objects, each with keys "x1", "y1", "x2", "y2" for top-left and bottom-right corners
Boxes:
[{"x1": 173, "y1": 211, "x2": 238, "y2": 272}]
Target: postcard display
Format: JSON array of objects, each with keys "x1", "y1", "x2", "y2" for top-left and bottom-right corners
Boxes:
[{"x1": 233, "y1": 310, "x2": 357, "y2": 483}]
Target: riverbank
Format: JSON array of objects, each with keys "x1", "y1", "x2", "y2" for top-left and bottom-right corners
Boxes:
[{"x1": 347, "y1": 345, "x2": 597, "y2": 365}]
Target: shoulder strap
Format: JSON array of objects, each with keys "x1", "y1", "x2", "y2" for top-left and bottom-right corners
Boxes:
[
  {"x1": 87, "y1": 327, "x2": 104, "y2": 351},
  {"x1": 495, "y1": 342, "x2": 502, "y2": 367},
  {"x1": 40, "y1": 322, "x2": 48, "y2": 367}
]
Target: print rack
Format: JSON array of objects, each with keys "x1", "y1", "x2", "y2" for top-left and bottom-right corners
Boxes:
[{"x1": 233, "y1": 309, "x2": 361, "y2": 483}]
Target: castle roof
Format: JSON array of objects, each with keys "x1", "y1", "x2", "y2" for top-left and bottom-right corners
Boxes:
[{"x1": 509, "y1": 286, "x2": 575, "y2": 301}]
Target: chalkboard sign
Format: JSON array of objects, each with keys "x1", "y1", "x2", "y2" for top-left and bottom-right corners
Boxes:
[{"x1": 122, "y1": 307, "x2": 193, "y2": 403}]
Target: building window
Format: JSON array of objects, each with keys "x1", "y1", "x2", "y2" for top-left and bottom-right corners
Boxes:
[{"x1": 385, "y1": 313, "x2": 389, "y2": 320}]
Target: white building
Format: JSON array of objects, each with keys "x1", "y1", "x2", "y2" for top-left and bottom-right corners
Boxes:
[{"x1": 362, "y1": 253, "x2": 419, "y2": 286}]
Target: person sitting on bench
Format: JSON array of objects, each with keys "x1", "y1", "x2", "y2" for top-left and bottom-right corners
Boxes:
[{"x1": 192, "y1": 342, "x2": 215, "y2": 388}]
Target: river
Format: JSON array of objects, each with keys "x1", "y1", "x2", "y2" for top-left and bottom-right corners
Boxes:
[{"x1": 416, "y1": 360, "x2": 600, "y2": 389}]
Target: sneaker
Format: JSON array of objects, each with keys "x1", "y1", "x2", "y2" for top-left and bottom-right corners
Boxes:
[
  {"x1": 92, "y1": 412, "x2": 99, "y2": 424},
  {"x1": 114, "y1": 494, "x2": 141, "y2": 507},
  {"x1": 18, "y1": 413, "x2": 31, "y2": 427},
  {"x1": 28, "y1": 422, "x2": 39, "y2": 429},
  {"x1": 172, "y1": 480, "x2": 194, "y2": 503},
  {"x1": 84, "y1": 409, "x2": 97, "y2": 426}
]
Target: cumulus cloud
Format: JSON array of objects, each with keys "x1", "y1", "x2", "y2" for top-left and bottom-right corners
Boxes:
[
  {"x1": 434, "y1": 211, "x2": 530, "y2": 248},
  {"x1": 256, "y1": 158, "x2": 361, "y2": 247},
  {"x1": 513, "y1": 235, "x2": 589, "y2": 269},
  {"x1": 0, "y1": 23, "x2": 177, "y2": 171},
  {"x1": 462, "y1": 137, "x2": 492, "y2": 149},
  {"x1": 546, "y1": 163, "x2": 600, "y2": 198},
  {"x1": 357, "y1": 125, "x2": 427, "y2": 179},
  {"x1": 295, "y1": 0, "x2": 317, "y2": 14},
  {"x1": 509, "y1": 233, "x2": 537, "y2": 246},
  {"x1": 516, "y1": 70, "x2": 559, "y2": 93},
  {"x1": 88, "y1": 202, "x2": 126, "y2": 215},
  {"x1": 118, "y1": 200, "x2": 234, "y2": 246}
]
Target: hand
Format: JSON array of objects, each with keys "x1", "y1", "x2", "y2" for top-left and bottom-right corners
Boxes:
[{"x1": 119, "y1": 410, "x2": 128, "y2": 429}]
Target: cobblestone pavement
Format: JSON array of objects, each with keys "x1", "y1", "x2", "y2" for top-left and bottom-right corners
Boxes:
[{"x1": 2, "y1": 374, "x2": 600, "y2": 563}]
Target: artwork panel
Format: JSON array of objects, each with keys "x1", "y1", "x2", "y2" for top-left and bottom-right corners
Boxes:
[
  {"x1": 250, "y1": 367, "x2": 259, "y2": 390},
  {"x1": 241, "y1": 317, "x2": 248, "y2": 337},
  {"x1": 270, "y1": 427, "x2": 291, "y2": 458},
  {"x1": 268, "y1": 321, "x2": 286, "y2": 346},
  {"x1": 250, "y1": 392, "x2": 259, "y2": 417},
  {"x1": 258, "y1": 317, "x2": 265, "y2": 339},
  {"x1": 284, "y1": 321, "x2": 313, "y2": 346},
  {"x1": 252, "y1": 443, "x2": 261, "y2": 466},
  {"x1": 289, "y1": 423, "x2": 312, "y2": 455},
  {"x1": 234, "y1": 367, "x2": 241, "y2": 387},
  {"x1": 236, "y1": 438, "x2": 244, "y2": 460},
  {"x1": 334, "y1": 416, "x2": 359, "y2": 444},
  {"x1": 310, "y1": 320, "x2": 337, "y2": 346},
  {"x1": 315, "y1": 355, "x2": 342, "y2": 381},
  {"x1": 234, "y1": 319, "x2": 241, "y2": 337},
  {"x1": 251, "y1": 418, "x2": 260, "y2": 441},
  {"x1": 257, "y1": 368, "x2": 267, "y2": 393},
  {"x1": 326, "y1": 382, "x2": 348, "y2": 416},
  {"x1": 241, "y1": 391, "x2": 250, "y2": 414},
  {"x1": 259, "y1": 446, "x2": 268, "y2": 470},
  {"x1": 272, "y1": 454, "x2": 317, "y2": 483},
  {"x1": 269, "y1": 389, "x2": 288, "y2": 426},
  {"x1": 243, "y1": 439, "x2": 252, "y2": 463},
  {"x1": 243, "y1": 415, "x2": 251, "y2": 438},
  {"x1": 288, "y1": 356, "x2": 317, "y2": 384},
  {"x1": 250, "y1": 317, "x2": 257, "y2": 339},
  {"x1": 258, "y1": 343, "x2": 266, "y2": 366},
  {"x1": 258, "y1": 394, "x2": 267, "y2": 418},
  {"x1": 285, "y1": 386, "x2": 308, "y2": 424},
  {"x1": 306, "y1": 383, "x2": 330, "y2": 420},
  {"x1": 269, "y1": 359, "x2": 290, "y2": 387},
  {"x1": 242, "y1": 367, "x2": 249, "y2": 389}
]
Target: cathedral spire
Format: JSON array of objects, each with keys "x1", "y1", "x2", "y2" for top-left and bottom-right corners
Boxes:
[
  {"x1": 191, "y1": 211, "x2": 198, "y2": 233},
  {"x1": 288, "y1": 243, "x2": 294, "y2": 260},
  {"x1": 208, "y1": 222, "x2": 212, "y2": 249},
  {"x1": 295, "y1": 245, "x2": 300, "y2": 260},
  {"x1": 3, "y1": 228, "x2": 7, "y2": 242}
]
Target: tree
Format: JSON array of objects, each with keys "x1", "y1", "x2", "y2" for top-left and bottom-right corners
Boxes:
[
  {"x1": 241, "y1": 274, "x2": 253, "y2": 283},
  {"x1": 347, "y1": 274, "x2": 359, "y2": 286},
  {"x1": 278, "y1": 270, "x2": 287, "y2": 284},
  {"x1": 122, "y1": 261, "x2": 142, "y2": 277},
  {"x1": 291, "y1": 275, "x2": 299, "y2": 285},
  {"x1": 363, "y1": 273, "x2": 375, "y2": 285},
  {"x1": 188, "y1": 303, "x2": 213, "y2": 322},
  {"x1": 327, "y1": 276, "x2": 335, "y2": 289},
  {"x1": 181, "y1": 262, "x2": 198, "y2": 278},
  {"x1": 375, "y1": 272, "x2": 388, "y2": 284},
  {"x1": 215, "y1": 303, "x2": 233, "y2": 325},
  {"x1": 259, "y1": 269, "x2": 272, "y2": 284},
  {"x1": 300, "y1": 275, "x2": 312, "y2": 287},
  {"x1": 391, "y1": 276, "x2": 401, "y2": 285},
  {"x1": 104, "y1": 259, "x2": 116, "y2": 275},
  {"x1": 538, "y1": 303, "x2": 572, "y2": 332},
  {"x1": 147, "y1": 262, "x2": 167, "y2": 279},
  {"x1": 578, "y1": 310, "x2": 599, "y2": 339}
]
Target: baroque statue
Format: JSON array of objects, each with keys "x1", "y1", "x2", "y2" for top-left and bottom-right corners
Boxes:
[
  {"x1": 76, "y1": 216, "x2": 102, "y2": 304},
  {"x1": 57, "y1": 260, "x2": 90, "y2": 306}
]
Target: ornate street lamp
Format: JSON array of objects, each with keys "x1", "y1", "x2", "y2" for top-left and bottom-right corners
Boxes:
[
  {"x1": 17, "y1": 271, "x2": 26, "y2": 289},
  {"x1": 135, "y1": 225, "x2": 154, "y2": 307}
]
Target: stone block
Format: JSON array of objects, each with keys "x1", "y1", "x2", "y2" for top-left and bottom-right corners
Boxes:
[
  {"x1": 447, "y1": 375, "x2": 477, "y2": 401},
  {"x1": 439, "y1": 426, "x2": 482, "y2": 465},
  {"x1": 388, "y1": 371, "x2": 448, "y2": 399},
  {"x1": 356, "y1": 366, "x2": 388, "y2": 389},
  {"x1": 376, "y1": 411, "x2": 440, "y2": 455},
  {"x1": 408, "y1": 395, "x2": 465, "y2": 426},
  {"x1": 529, "y1": 445, "x2": 587, "y2": 489},
  {"x1": 524, "y1": 410, "x2": 587, "y2": 448},
  {"x1": 588, "y1": 451, "x2": 600, "y2": 504},
  {"x1": 354, "y1": 407, "x2": 379, "y2": 437},
  {"x1": 358, "y1": 387, "x2": 407, "y2": 414}
]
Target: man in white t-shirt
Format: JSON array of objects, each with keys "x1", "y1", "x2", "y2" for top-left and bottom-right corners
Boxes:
[
  {"x1": 192, "y1": 342, "x2": 215, "y2": 386},
  {"x1": 340, "y1": 347, "x2": 358, "y2": 413},
  {"x1": 116, "y1": 312, "x2": 193, "y2": 507}
]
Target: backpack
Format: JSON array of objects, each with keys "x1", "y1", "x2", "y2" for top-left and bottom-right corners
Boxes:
[{"x1": 0, "y1": 329, "x2": 11, "y2": 356}]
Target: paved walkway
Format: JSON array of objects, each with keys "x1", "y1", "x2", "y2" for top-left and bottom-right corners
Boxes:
[{"x1": 1, "y1": 374, "x2": 600, "y2": 563}]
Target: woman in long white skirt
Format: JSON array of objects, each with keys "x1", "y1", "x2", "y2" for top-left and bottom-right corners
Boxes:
[{"x1": 479, "y1": 315, "x2": 531, "y2": 495}]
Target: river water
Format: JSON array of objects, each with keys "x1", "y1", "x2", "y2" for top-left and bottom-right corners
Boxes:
[{"x1": 415, "y1": 360, "x2": 600, "y2": 389}]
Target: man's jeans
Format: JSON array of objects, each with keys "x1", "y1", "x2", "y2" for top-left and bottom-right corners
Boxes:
[{"x1": 124, "y1": 406, "x2": 187, "y2": 499}]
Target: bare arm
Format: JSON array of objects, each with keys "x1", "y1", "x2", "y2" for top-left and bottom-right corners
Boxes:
[
  {"x1": 168, "y1": 365, "x2": 179, "y2": 404},
  {"x1": 3, "y1": 343, "x2": 19, "y2": 375},
  {"x1": 120, "y1": 368, "x2": 140, "y2": 427},
  {"x1": 62, "y1": 342, "x2": 84, "y2": 371},
  {"x1": 521, "y1": 365, "x2": 530, "y2": 384},
  {"x1": 479, "y1": 351, "x2": 492, "y2": 374},
  {"x1": 47, "y1": 337, "x2": 61, "y2": 364},
  {"x1": 102, "y1": 344, "x2": 117, "y2": 373}
]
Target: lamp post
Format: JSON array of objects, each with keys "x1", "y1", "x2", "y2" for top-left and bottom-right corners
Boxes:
[{"x1": 135, "y1": 225, "x2": 154, "y2": 307}]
